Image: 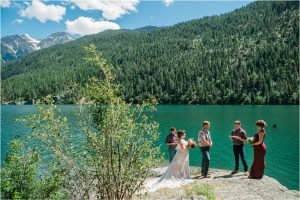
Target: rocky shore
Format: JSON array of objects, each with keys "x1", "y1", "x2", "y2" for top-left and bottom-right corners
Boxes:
[{"x1": 134, "y1": 167, "x2": 299, "y2": 200}]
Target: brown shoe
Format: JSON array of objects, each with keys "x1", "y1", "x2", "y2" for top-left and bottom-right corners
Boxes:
[
  {"x1": 231, "y1": 170, "x2": 239, "y2": 174},
  {"x1": 203, "y1": 175, "x2": 211, "y2": 178}
]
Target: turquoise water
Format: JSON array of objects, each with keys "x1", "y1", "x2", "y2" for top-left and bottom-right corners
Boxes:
[{"x1": 1, "y1": 105, "x2": 299, "y2": 190}]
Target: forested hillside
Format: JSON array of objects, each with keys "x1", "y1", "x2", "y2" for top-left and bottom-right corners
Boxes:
[{"x1": 1, "y1": 1, "x2": 299, "y2": 104}]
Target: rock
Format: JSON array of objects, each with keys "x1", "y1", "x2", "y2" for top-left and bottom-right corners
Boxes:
[
  {"x1": 53, "y1": 96, "x2": 62, "y2": 104},
  {"x1": 24, "y1": 99, "x2": 34, "y2": 105},
  {"x1": 135, "y1": 167, "x2": 299, "y2": 200}
]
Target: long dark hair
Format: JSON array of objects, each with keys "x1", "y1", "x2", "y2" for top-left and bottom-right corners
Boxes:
[
  {"x1": 256, "y1": 120, "x2": 267, "y2": 128},
  {"x1": 177, "y1": 130, "x2": 185, "y2": 138}
]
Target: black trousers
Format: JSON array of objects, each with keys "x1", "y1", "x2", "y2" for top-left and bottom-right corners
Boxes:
[{"x1": 233, "y1": 144, "x2": 248, "y2": 171}]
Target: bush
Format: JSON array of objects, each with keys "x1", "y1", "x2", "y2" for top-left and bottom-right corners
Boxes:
[
  {"x1": 1, "y1": 44, "x2": 163, "y2": 199},
  {"x1": 185, "y1": 183, "x2": 216, "y2": 200},
  {"x1": 1, "y1": 139, "x2": 39, "y2": 199}
]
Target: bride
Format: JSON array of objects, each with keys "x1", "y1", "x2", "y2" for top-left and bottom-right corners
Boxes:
[{"x1": 147, "y1": 130, "x2": 193, "y2": 192}]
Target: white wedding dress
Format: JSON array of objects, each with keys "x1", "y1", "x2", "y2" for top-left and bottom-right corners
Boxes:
[{"x1": 146, "y1": 139, "x2": 193, "y2": 192}]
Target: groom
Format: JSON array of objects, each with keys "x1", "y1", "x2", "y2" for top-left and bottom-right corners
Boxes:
[{"x1": 198, "y1": 121, "x2": 213, "y2": 178}]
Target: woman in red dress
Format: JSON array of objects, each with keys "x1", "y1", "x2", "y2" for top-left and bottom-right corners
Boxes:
[{"x1": 249, "y1": 120, "x2": 267, "y2": 179}]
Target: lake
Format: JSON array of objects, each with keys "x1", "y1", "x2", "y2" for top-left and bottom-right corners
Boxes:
[{"x1": 1, "y1": 105, "x2": 299, "y2": 190}]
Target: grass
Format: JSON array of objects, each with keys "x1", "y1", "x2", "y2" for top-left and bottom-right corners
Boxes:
[
  {"x1": 133, "y1": 182, "x2": 216, "y2": 200},
  {"x1": 185, "y1": 182, "x2": 216, "y2": 200}
]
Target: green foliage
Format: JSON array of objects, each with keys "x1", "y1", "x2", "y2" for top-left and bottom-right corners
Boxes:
[
  {"x1": 1, "y1": 45, "x2": 163, "y2": 199},
  {"x1": 77, "y1": 44, "x2": 163, "y2": 199},
  {"x1": 31, "y1": 175, "x2": 68, "y2": 200},
  {"x1": 1, "y1": 1, "x2": 299, "y2": 105},
  {"x1": 185, "y1": 183, "x2": 216, "y2": 200},
  {"x1": 1, "y1": 139, "x2": 39, "y2": 199},
  {"x1": 1, "y1": 98, "x2": 76, "y2": 200}
]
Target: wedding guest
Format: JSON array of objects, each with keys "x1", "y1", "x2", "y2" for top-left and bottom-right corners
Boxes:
[
  {"x1": 229, "y1": 120, "x2": 248, "y2": 175},
  {"x1": 198, "y1": 121, "x2": 212, "y2": 178},
  {"x1": 165, "y1": 127, "x2": 178, "y2": 163},
  {"x1": 249, "y1": 120, "x2": 267, "y2": 179}
]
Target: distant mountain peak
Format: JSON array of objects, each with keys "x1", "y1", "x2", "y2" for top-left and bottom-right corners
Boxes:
[
  {"x1": 21, "y1": 34, "x2": 40, "y2": 50},
  {"x1": 21, "y1": 34, "x2": 40, "y2": 43},
  {"x1": 39, "y1": 32, "x2": 74, "y2": 49},
  {"x1": 1, "y1": 32, "x2": 75, "y2": 63},
  {"x1": 134, "y1": 26, "x2": 160, "y2": 32},
  {"x1": 48, "y1": 32, "x2": 71, "y2": 37}
]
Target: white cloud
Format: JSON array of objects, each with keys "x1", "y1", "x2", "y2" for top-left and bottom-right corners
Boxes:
[
  {"x1": 162, "y1": 0, "x2": 174, "y2": 7},
  {"x1": 20, "y1": 0, "x2": 66, "y2": 23},
  {"x1": 69, "y1": 0, "x2": 139, "y2": 20},
  {"x1": 65, "y1": 16, "x2": 120, "y2": 36},
  {"x1": 1, "y1": 0, "x2": 11, "y2": 8},
  {"x1": 12, "y1": 19, "x2": 24, "y2": 24},
  {"x1": 70, "y1": 5, "x2": 75, "y2": 10},
  {"x1": 23, "y1": 1, "x2": 30, "y2": 6}
]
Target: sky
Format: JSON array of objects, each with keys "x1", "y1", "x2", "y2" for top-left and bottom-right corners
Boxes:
[{"x1": 1, "y1": 0, "x2": 253, "y2": 39}]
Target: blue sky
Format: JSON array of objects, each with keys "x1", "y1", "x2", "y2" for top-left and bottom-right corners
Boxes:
[{"x1": 1, "y1": 0, "x2": 253, "y2": 39}]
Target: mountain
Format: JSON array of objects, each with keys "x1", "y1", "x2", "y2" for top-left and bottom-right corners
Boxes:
[
  {"x1": 1, "y1": 32, "x2": 74, "y2": 62},
  {"x1": 1, "y1": 34, "x2": 37, "y2": 62},
  {"x1": 38, "y1": 32, "x2": 74, "y2": 49},
  {"x1": 134, "y1": 26, "x2": 160, "y2": 32},
  {"x1": 21, "y1": 34, "x2": 40, "y2": 50},
  {"x1": 1, "y1": 1, "x2": 299, "y2": 105}
]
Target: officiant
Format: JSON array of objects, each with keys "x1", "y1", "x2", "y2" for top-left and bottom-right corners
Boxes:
[{"x1": 165, "y1": 127, "x2": 178, "y2": 162}]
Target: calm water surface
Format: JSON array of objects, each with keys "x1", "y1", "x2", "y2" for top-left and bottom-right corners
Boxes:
[{"x1": 1, "y1": 105, "x2": 299, "y2": 190}]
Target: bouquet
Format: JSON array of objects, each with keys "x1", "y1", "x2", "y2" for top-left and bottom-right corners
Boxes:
[
  {"x1": 187, "y1": 138, "x2": 196, "y2": 148},
  {"x1": 245, "y1": 137, "x2": 255, "y2": 144}
]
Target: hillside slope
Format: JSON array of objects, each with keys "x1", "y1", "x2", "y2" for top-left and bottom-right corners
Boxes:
[{"x1": 1, "y1": 1, "x2": 299, "y2": 104}]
